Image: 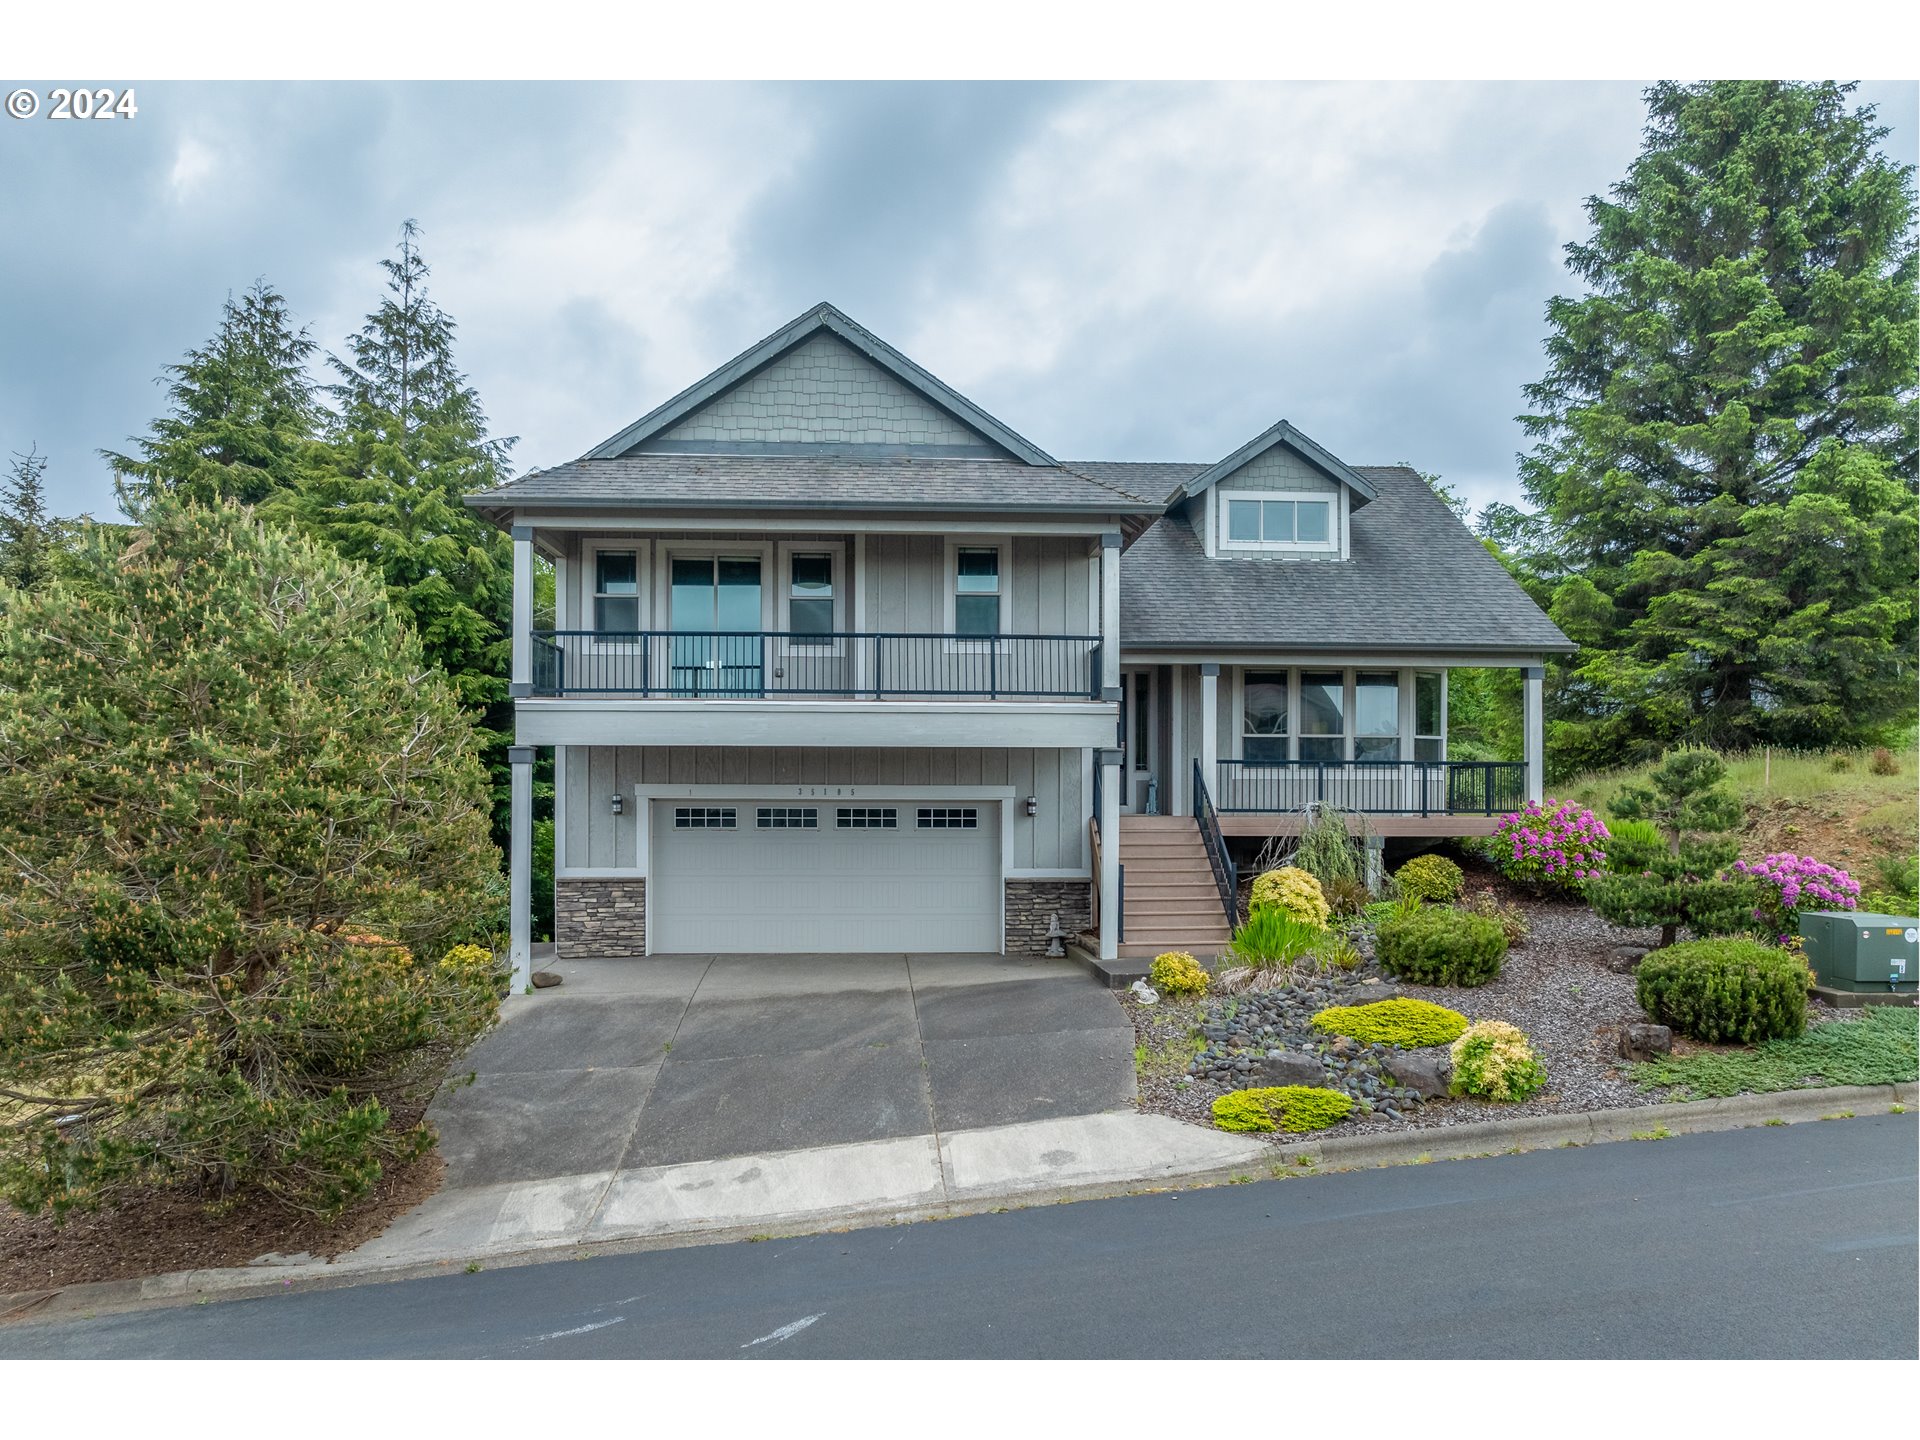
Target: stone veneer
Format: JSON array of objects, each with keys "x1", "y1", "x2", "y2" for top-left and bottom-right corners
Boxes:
[
  {"x1": 555, "y1": 878, "x2": 646, "y2": 958},
  {"x1": 1004, "y1": 879, "x2": 1092, "y2": 957}
]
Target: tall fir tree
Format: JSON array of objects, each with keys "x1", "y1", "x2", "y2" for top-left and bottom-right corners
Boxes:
[
  {"x1": 0, "y1": 445, "x2": 61, "y2": 593},
  {"x1": 105, "y1": 279, "x2": 325, "y2": 511},
  {"x1": 1519, "y1": 81, "x2": 1918, "y2": 762},
  {"x1": 269, "y1": 221, "x2": 517, "y2": 835}
]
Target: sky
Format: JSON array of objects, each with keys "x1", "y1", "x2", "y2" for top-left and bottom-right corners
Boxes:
[{"x1": 3, "y1": 79, "x2": 1915, "y2": 521}]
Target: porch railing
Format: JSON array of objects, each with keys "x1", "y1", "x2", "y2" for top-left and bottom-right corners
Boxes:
[
  {"x1": 1214, "y1": 759, "x2": 1527, "y2": 816},
  {"x1": 1193, "y1": 760, "x2": 1238, "y2": 928},
  {"x1": 529, "y1": 630, "x2": 1102, "y2": 700}
]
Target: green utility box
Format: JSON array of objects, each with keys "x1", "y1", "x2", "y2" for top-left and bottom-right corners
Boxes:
[{"x1": 1798, "y1": 910, "x2": 1919, "y2": 995}]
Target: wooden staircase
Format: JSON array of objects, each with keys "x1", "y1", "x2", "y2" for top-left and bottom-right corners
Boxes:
[{"x1": 1114, "y1": 814, "x2": 1235, "y2": 961}]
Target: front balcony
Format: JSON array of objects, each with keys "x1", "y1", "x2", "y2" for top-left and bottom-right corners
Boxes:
[{"x1": 1210, "y1": 758, "x2": 1527, "y2": 836}]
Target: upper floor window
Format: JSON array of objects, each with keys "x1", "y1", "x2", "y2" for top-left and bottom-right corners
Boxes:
[
  {"x1": 1242, "y1": 670, "x2": 1289, "y2": 762},
  {"x1": 953, "y1": 545, "x2": 1001, "y2": 637},
  {"x1": 1354, "y1": 671, "x2": 1400, "y2": 762},
  {"x1": 1298, "y1": 669, "x2": 1346, "y2": 763},
  {"x1": 788, "y1": 553, "x2": 834, "y2": 641},
  {"x1": 595, "y1": 551, "x2": 639, "y2": 632},
  {"x1": 1220, "y1": 491, "x2": 1335, "y2": 552},
  {"x1": 1415, "y1": 671, "x2": 1445, "y2": 762}
]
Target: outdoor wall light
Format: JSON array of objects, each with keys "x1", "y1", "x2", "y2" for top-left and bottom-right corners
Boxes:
[
  {"x1": 1024, "y1": 795, "x2": 1039, "y2": 817},
  {"x1": 610, "y1": 793, "x2": 625, "y2": 817}
]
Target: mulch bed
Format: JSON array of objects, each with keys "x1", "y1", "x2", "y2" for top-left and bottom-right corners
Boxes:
[{"x1": 0, "y1": 1141, "x2": 445, "y2": 1298}]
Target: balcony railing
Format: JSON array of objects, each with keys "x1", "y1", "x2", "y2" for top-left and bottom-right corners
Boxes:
[
  {"x1": 1215, "y1": 759, "x2": 1527, "y2": 816},
  {"x1": 529, "y1": 629, "x2": 1103, "y2": 700}
]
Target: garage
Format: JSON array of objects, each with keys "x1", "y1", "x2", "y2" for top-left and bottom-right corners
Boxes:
[{"x1": 646, "y1": 799, "x2": 1002, "y2": 954}]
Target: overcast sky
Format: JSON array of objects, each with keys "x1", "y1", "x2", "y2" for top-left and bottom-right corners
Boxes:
[{"x1": 3, "y1": 80, "x2": 1914, "y2": 520}]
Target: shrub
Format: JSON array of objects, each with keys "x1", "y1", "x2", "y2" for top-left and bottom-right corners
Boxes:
[
  {"x1": 1395, "y1": 853, "x2": 1465, "y2": 903},
  {"x1": 1229, "y1": 909, "x2": 1325, "y2": 967},
  {"x1": 1293, "y1": 804, "x2": 1363, "y2": 889},
  {"x1": 1211, "y1": 1085, "x2": 1352, "y2": 1133},
  {"x1": 1731, "y1": 854, "x2": 1861, "y2": 940},
  {"x1": 1311, "y1": 998, "x2": 1469, "y2": 1048},
  {"x1": 1605, "y1": 818, "x2": 1665, "y2": 874},
  {"x1": 1375, "y1": 906, "x2": 1509, "y2": 986},
  {"x1": 1635, "y1": 938, "x2": 1810, "y2": 1043},
  {"x1": 1828, "y1": 753, "x2": 1854, "y2": 772},
  {"x1": 1490, "y1": 800, "x2": 1609, "y2": 892},
  {"x1": 1461, "y1": 887, "x2": 1530, "y2": 945},
  {"x1": 1587, "y1": 751, "x2": 1757, "y2": 948},
  {"x1": 1310, "y1": 933, "x2": 1365, "y2": 972},
  {"x1": 0, "y1": 503, "x2": 503, "y2": 1220},
  {"x1": 1249, "y1": 866, "x2": 1331, "y2": 928},
  {"x1": 1148, "y1": 951, "x2": 1210, "y2": 997},
  {"x1": 1870, "y1": 747, "x2": 1899, "y2": 776},
  {"x1": 1861, "y1": 852, "x2": 1919, "y2": 917},
  {"x1": 1323, "y1": 874, "x2": 1371, "y2": 919},
  {"x1": 1450, "y1": 1021, "x2": 1548, "y2": 1102}
]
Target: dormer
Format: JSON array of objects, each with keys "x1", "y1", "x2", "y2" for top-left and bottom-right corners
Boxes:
[{"x1": 1168, "y1": 419, "x2": 1377, "y2": 562}]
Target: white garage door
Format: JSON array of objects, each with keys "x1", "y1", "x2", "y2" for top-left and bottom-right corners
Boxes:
[{"x1": 647, "y1": 800, "x2": 1001, "y2": 954}]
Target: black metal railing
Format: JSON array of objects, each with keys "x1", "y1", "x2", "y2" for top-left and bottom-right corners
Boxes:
[
  {"x1": 1214, "y1": 759, "x2": 1528, "y2": 816},
  {"x1": 1193, "y1": 760, "x2": 1238, "y2": 927},
  {"x1": 528, "y1": 630, "x2": 1102, "y2": 700}
]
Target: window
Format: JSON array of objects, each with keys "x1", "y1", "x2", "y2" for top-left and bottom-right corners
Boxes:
[
  {"x1": 836, "y1": 807, "x2": 898, "y2": 829},
  {"x1": 1241, "y1": 671, "x2": 1289, "y2": 762},
  {"x1": 1220, "y1": 492, "x2": 1335, "y2": 550},
  {"x1": 788, "y1": 553, "x2": 834, "y2": 642},
  {"x1": 1298, "y1": 670, "x2": 1346, "y2": 763},
  {"x1": 594, "y1": 551, "x2": 639, "y2": 632},
  {"x1": 917, "y1": 807, "x2": 978, "y2": 829},
  {"x1": 673, "y1": 807, "x2": 735, "y2": 829},
  {"x1": 1415, "y1": 671, "x2": 1444, "y2": 762},
  {"x1": 1355, "y1": 671, "x2": 1400, "y2": 762},
  {"x1": 756, "y1": 807, "x2": 818, "y2": 829},
  {"x1": 953, "y1": 546, "x2": 1001, "y2": 637}
]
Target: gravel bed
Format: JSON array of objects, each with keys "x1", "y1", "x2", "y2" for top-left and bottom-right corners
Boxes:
[{"x1": 1125, "y1": 887, "x2": 1680, "y2": 1146}]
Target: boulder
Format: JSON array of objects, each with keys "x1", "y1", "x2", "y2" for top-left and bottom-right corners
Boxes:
[
  {"x1": 1255, "y1": 1051, "x2": 1327, "y2": 1087},
  {"x1": 1382, "y1": 1048, "x2": 1453, "y2": 1099},
  {"x1": 1344, "y1": 980, "x2": 1403, "y2": 1006},
  {"x1": 1606, "y1": 944, "x2": 1650, "y2": 975},
  {"x1": 1619, "y1": 1022, "x2": 1672, "y2": 1062},
  {"x1": 531, "y1": 970, "x2": 563, "y2": 989}
]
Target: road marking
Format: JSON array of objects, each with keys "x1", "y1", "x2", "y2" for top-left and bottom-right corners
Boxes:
[
  {"x1": 741, "y1": 1313, "x2": 824, "y2": 1350},
  {"x1": 534, "y1": 1316, "x2": 627, "y2": 1343}
]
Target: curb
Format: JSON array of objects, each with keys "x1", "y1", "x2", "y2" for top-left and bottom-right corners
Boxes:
[{"x1": 5, "y1": 1080, "x2": 1912, "y2": 1329}]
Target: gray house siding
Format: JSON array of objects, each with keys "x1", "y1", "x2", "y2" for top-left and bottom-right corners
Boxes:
[{"x1": 1217, "y1": 445, "x2": 1340, "y2": 493}]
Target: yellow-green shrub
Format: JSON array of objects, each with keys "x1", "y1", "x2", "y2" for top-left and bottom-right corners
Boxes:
[
  {"x1": 1249, "y1": 866, "x2": 1330, "y2": 928},
  {"x1": 1148, "y1": 950, "x2": 1209, "y2": 996},
  {"x1": 1394, "y1": 853, "x2": 1465, "y2": 903},
  {"x1": 1311, "y1": 997, "x2": 1469, "y2": 1048},
  {"x1": 1449, "y1": 1020, "x2": 1548, "y2": 1101},
  {"x1": 1211, "y1": 1085, "x2": 1352, "y2": 1133}
]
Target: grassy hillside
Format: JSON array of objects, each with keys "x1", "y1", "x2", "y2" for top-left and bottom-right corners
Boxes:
[{"x1": 1561, "y1": 733, "x2": 1917, "y2": 902}]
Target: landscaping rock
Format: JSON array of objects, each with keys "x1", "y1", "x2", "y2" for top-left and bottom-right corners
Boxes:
[
  {"x1": 1382, "y1": 1048, "x2": 1453, "y2": 1098},
  {"x1": 1618, "y1": 1022, "x2": 1672, "y2": 1062},
  {"x1": 531, "y1": 971, "x2": 563, "y2": 989},
  {"x1": 1256, "y1": 1052, "x2": 1327, "y2": 1087},
  {"x1": 1606, "y1": 944, "x2": 1650, "y2": 975}
]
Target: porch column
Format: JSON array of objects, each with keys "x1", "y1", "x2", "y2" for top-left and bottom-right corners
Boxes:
[
  {"x1": 1523, "y1": 664, "x2": 1545, "y2": 804},
  {"x1": 1099, "y1": 531, "x2": 1121, "y2": 700},
  {"x1": 1097, "y1": 745, "x2": 1123, "y2": 961},
  {"x1": 508, "y1": 744, "x2": 534, "y2": 994},
  {"x1": 510, "y1": 525, "x2": 533, "y2": 697},
  {"x1": 1198, "y1": 663, "x2": 1219, "y2": 812}
]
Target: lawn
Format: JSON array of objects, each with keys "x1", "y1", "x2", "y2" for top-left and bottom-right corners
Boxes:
[{"x1": 1631, "y1": 1007, "x2": 1919, "y2": 1100}]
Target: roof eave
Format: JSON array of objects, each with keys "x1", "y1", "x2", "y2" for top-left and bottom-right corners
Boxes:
[{"x1": 1172, "y1": 419, "x2": 1380, "y2": 508}]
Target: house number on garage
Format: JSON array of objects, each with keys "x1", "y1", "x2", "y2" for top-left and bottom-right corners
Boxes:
[{"x1": 792, "y1": 786, "x2": 857, "y2": 797}]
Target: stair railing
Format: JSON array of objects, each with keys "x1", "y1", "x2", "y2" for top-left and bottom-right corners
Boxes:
[{"x1": 1192, "y1": 759, "x2": 1238, "y2": 930}]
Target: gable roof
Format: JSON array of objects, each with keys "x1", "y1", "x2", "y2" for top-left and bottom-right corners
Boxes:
[
  {"x1": 583, "y1": 302, "x2": 1056, "y2": 466},
  {"x1": 1120, "y1": 465, "x2": 1574, "y2": 654},
  {"x1": 1170, "y1": 418, "x2": 1379, "y2": 508}
]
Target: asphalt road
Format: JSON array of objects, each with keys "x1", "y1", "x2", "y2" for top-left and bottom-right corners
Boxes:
[{"x1": 6, "y1": 1114, "x2": 1914, "y2": 1359}]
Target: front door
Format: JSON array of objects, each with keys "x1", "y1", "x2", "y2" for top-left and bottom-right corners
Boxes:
[
  {"x1": 1121, "y1": 667, "x2": 1157, "y2": 812},
  {"x1": 669, "y1": 556, "x2": 763, "y2": 695}
]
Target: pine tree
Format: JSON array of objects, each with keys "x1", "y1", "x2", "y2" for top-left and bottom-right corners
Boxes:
[
  {"x1": 1520, "y1": 81, "x2": 1919, "y2": 761},
  {"x1": 105, "y1": 279, "x2": 325, "y2": 511},
  {"x1": 0, "y1": 445, "x2": 60, "y2": 593},
  {"x1": 1588, "y1": 750, "x2": 1758, "y2": 949}
]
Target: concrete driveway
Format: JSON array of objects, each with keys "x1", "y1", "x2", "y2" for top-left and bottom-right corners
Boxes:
[{"x1": 428, "y1": 950, "x2": 1139, "y2": 1189}]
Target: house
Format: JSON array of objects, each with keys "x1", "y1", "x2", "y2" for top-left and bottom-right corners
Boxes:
[{"x1": 467, "y1": 303, "x2": 1572, "y2": 988}]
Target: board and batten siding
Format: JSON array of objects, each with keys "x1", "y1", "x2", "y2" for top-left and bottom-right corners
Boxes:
[{"x1": 562, "y1": 744, "x2": 1087, "y2": 872}]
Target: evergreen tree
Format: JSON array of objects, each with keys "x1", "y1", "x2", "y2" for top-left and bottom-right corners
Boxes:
[
  {"x1": 0, "y1": 445, "x2": 61, "y2": 593},
  {"x1": 1520, "y1": 81, "x2": 1918, "y2": 761},
  {"x1": 105, "y1": 280, "x2": 325, "y2": 511},
  {"x1": 1588, "y1": 750, "x2": 1758, "y2": 949}
]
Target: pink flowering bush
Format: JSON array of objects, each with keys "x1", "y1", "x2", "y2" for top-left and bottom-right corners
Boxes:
[
  {"x1": 1490, "y1": 800, "x2": 1609, "y2": 893},
  {"x1": 1733, "y1": 853, "x2": 1861, "y2": 942}
]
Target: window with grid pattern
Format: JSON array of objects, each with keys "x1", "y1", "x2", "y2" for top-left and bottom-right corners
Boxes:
[
  {"x1": 916, "y1": 807, "x2": 979, "y2": 829},
  {"x1": 835, "y1": 807, "x2": 898, "y2": 829},
  {"x1": 755, "y1": 807, "x2": 819, "y2": 829},
  {"x1": 673, "y1": 807, "x2": 736, "y2": 829}
]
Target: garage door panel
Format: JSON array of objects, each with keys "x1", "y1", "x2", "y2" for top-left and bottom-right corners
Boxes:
[{"x1": 649, "y1": 801, "x2": 1000, "y2": 954}]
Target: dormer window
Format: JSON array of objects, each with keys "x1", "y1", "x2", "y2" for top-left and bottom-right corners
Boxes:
[{"x1": 1219, "y1": 491, "x2": 1337, "y2": 553}]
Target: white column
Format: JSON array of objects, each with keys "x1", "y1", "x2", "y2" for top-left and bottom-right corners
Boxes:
[
  {"x1": 1097, "y1": 746, "x2": 1123, "y2": 961},
  {"x1": 1523, "y1": 664, "x2": 1545, "y2": 804},
  {"x1": 1099, "y1": 531, "x2": 1121, "y2": 700},
  {"x1": 508, "y1": 744, "x2": 534, "y2": 994},
  {"x1": 510, "y1": 525, "x2": 533, "y2": 696},
  {"x1": 1199, "y1": 663, "x2": 1219, "y2": 812},
  {"x1": 852, "y1": 532, "x2": 869, "y2": 695}
]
